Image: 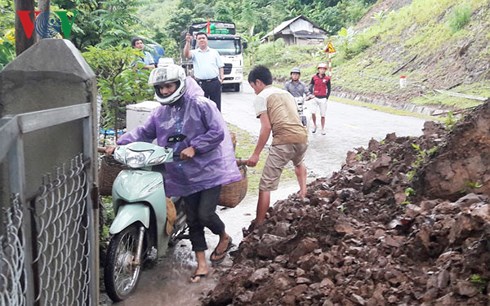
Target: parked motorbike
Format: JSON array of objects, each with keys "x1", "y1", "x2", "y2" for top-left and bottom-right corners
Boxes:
[{"x1": 101, "y1": 142, "x2": 188, "y2": 302}]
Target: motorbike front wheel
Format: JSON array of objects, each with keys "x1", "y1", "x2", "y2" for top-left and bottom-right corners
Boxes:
[{"x1": 104, "y1": 223, "x2": 145, "y2": 302}]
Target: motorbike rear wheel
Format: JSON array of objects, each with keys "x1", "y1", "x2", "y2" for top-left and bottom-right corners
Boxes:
[{"x1": 104, "y1": 223, "x2": 145, "y2": 302}]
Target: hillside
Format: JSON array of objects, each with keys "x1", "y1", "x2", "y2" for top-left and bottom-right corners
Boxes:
[{"x1": 331, "y1": 0, "x2": 490, "y2": 114}]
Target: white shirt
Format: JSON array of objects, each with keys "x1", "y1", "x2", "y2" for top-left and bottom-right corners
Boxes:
[{"x1": 190, "y1": 47, "x2": 224, "y2": 80}]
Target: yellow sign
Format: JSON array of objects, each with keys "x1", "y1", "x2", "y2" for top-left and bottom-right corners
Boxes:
[{"x1": 325, "y1": 41, "x2": 336, "y2": 54}]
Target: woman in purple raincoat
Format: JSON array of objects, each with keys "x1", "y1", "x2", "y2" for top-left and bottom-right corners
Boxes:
[{"x1": 113, "y1": 64, "x2": 241, "y2": 283}]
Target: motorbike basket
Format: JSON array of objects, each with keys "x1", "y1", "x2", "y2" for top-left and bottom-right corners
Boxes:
[
  {"x1": 98, "y1": 155, "x2": 129, "y2": 196},
  {"x1": 218, "y1": 164, "x2": 247, "y2": 208}
]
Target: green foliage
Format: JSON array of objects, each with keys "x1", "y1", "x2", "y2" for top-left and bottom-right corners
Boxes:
[
  {"x1": 100, "y1": 196, "x2": 114, "y2": 241},
  {"x1": 0, "y1": 33, "x2": 15, "y2": 70},
  {"x1": 83, "y1": 46, "x2": 153, "y2": 129},
  {"x1": 0, "y1": 0, "x2": 14, "y2": 69},
  {"x1": 404, "y1": 187, "x2": 415, "y2": 197},
  {"x1": 469, "y1": 274, "x2": 487, "y2": 293},
  {"x1": 0, "y1": 0, "x2": 14, "y2": 30},
  {"x1": 464, "y1": 180, "x2": 483, "y2": 190},
  {"x1": 406, "y1": 143, "x2": 439, "y2": 182},
  {"x1": 448, "y1": 3, "x2": 472, "y2": 32},
  {"x1": 443, "y1": 111, "x2": 458, "y2": 130},
  {"x1": 56, "y1": 0, "x2": 145, "y2": 50},
  {"x1": 166, "y1": 8, "x2": 194, "y2": 44}
]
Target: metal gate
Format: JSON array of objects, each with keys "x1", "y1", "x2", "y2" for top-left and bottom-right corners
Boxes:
[{"x1": 0, "y1": 104, "x2": 97, "y2": 305}]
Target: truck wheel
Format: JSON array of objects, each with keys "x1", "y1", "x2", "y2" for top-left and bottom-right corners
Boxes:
[{"x1": 104, "y1": 223, "x2": 144, "y2": 302}]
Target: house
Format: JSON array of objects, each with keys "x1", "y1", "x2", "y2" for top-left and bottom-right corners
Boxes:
[{"x1": 261, "y1": 15, "x2": 327, "y2": 45}]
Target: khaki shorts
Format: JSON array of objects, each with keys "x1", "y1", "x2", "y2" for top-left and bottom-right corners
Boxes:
[
  {"x1": 309, "y1": 97, "x2": 328, "y2": 116},
  {"x1": 259, "y1": 143, "x2": 308, "y2": 191}
]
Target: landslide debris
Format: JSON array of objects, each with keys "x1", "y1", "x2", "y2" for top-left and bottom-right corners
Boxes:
[{"x1": 203, "y1": 100, "x2": 490, "y2": 306}]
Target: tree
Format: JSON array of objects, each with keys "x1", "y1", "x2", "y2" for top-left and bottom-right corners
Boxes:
[
  {"x1": 83, "y1": 46, "x2": 153, "y2": 133},
  {"x1": 14, "y1": 0, "x2": 35, "y2": 55}
]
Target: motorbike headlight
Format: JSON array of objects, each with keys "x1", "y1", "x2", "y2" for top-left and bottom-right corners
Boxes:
[{"x1": 125, "y1": 151, "x2": 152, "y2": 168}]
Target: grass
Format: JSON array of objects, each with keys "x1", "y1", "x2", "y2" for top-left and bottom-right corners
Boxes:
[{"x1": 330, "y1": 95, "x2": 437, "y2": 121}]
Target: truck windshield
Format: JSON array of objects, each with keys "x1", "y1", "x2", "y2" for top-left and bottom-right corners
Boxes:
[{"x1": 207, "y1": 39, "x2": 241, "y2": 55}]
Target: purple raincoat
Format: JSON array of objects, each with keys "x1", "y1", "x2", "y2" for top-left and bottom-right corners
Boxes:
[{"x1": 117, "y1": 77, "x2": 241, "y2": 197}]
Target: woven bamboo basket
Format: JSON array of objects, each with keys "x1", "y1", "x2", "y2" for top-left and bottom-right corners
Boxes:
[
  {"x1": 218, "y1": 164, "x2": 248, "y2": 208},
  {"x1": 98, "y1": 155, "x2": 129, "y2": 196}
]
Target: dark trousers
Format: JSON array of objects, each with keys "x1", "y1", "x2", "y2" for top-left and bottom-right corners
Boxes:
[
  {"x1": 198, "y1": 78, "x2": 222, "y2": 111},
  {"x1": 183, "y1": 185, "x2": 223, "y2": 252}
]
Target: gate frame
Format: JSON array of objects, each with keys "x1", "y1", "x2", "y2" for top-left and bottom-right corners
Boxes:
[{"x1": 0, "y1": 103, "x2": 98, "y2": 305}]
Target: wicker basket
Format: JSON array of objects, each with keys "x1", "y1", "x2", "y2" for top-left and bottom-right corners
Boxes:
[
  {"x1": 98, "y1": 155, "x2": 129, "y2": 196},
  {"x1": 218, "y1": 164, "x2": 248, "y2": 208}
]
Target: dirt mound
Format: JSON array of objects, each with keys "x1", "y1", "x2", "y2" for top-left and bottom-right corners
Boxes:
[{"x1": 202, "y1": 101, "x2": 490, "y2": 305}]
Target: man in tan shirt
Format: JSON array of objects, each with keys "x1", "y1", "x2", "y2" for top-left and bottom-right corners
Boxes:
[{"x1": 246, "y1": 65, "x2": 308, "y2": 229}]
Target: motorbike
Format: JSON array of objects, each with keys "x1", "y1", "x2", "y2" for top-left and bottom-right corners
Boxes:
[
  {"x1": 101, "y1": 142, "x2": 188, "y2": 302},
  {"x1": 294, "y1": 95, "x2": 309, "y2": 128}
]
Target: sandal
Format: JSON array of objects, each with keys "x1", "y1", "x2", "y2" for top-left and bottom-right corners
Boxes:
[
  {"x1": 189, "y1": 273, "x2": 208, "y2": 283},
  {"x1": 210, "y1": 236, "x2": 233, "y2": 265}
]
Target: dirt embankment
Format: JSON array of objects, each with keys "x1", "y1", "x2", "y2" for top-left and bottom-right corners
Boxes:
[
  {"x1": 202, "y1": 100, "x2": 490, "y2": 305},
  {"x1": 334, "y1": 0, "x2": 490, "y2": 115}
]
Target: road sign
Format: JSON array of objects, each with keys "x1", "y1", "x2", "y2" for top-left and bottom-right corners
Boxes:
[{"x1": 325, "y1": 41, "x2": 336, "y2": 54}]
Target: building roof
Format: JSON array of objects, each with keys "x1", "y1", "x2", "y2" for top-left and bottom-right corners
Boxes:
[{"x1": 261, "y1": 15, "x2": 327, "y2": 42}]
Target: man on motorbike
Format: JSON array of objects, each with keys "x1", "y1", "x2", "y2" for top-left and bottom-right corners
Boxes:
[
  {"x1": 284, "y1": 67, "x2": 310, "y2": 127},
  {"x1": 284, "y1": 67, "x2": 310, "y2": 98},
  {"x1": 106, "y1": 64, "x2": 241, "y2": 283}
]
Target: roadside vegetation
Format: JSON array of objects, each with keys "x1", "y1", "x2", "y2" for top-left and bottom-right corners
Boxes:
[{"x1": 3, "y1": 0, "x2": 487, "y2": 120}]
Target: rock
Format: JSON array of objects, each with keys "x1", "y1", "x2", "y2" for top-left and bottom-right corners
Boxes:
[
  {"x1": 248, "y1": 268, "x2": 269, "y2": 284},
  {"x1": 289, "y1": 237, "x2": 319, "y2": 262},
  {"x1": 437, "y1": 270, "x2": 450, "y2": 289},
  {"x1": 456, "y1": 280, "x2": 480, "y2": 297}
]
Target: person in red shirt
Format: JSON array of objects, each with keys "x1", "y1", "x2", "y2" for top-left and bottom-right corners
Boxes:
[{"x1": 308, "y1": 63, "x2": 331, "y2": 135}]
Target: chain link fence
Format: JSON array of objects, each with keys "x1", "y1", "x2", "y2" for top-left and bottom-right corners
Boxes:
[{"x1": 0, "y1": 194, "x2": 26, "y2": 306}]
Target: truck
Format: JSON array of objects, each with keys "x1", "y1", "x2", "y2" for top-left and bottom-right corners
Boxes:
[{"x1": 183, "y1": 21, "x2": 246, "y2": 92}]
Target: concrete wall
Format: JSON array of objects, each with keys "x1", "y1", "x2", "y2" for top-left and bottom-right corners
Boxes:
[{"x1": 0, "y1": 38, "x2": 97, "y2": 200}]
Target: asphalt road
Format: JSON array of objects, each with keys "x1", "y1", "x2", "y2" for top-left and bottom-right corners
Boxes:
[{"x1": 222, "y1": 83, "x2": 426, "y2": 178}]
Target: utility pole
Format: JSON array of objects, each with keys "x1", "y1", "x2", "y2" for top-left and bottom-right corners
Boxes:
[{"x1": 14, "y1": 0, "x2": 36, "y2": 55}]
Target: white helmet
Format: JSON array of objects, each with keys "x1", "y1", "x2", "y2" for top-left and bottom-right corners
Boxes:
[
  {"x1": 317, "y1": 63, "x2": 328, "y2": 69},
  {"x1": 148, "y1": 64, "x2": 186, "y2": 105},
  {"x1": 157, "y1": 57, "x2": 175, "y2": 67}
]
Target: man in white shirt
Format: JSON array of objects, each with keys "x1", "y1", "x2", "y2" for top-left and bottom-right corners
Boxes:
[{"x1": 184, "y1": 32, "x2": 225, "y2": 111}]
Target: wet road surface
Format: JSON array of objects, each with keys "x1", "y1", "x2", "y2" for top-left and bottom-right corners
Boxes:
[{"x1": 102, "y1": 83, "x2": 426, "y2": 305}]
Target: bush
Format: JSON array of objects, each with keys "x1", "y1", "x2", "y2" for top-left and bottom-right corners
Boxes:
[{"x1": 448, "y1": 4, "x2": 472, "y2": 32}]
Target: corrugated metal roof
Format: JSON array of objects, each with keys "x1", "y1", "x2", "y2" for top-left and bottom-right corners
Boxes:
[{"x1": 260, "y1": 15, "x2": 327, "y2": 42}]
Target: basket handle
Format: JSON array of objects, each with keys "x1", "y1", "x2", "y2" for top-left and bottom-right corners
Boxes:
[{"x1": 236, "y1": 159, "x2": 248, "y2": 167}]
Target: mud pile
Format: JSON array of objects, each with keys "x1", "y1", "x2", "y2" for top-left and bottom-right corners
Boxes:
[{"x1": 203, "y1": 100, "x2": 490, "y2": 306}]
